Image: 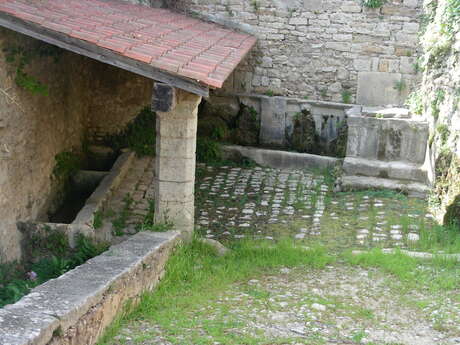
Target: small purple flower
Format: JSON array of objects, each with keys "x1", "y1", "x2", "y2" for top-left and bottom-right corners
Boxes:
[{"x1": 26, "y1": 271, "x2": 38, "y2": 281}]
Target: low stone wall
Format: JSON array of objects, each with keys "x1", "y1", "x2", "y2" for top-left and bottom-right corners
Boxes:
[
  {"x1": 0, "y1": 231, "x2": 180, "y2": 345},
  {"x1": 222, "y1": 145, "x2": 341, "y2": 170}
]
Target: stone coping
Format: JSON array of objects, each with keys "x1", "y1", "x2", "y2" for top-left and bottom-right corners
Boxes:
[
  {"x1": 233, "y1": 93, "x2": 356, "y2": 109},
  {"x1": 222, "y1": 145, "x2": 341, "y2": 170},
  {"x1": 0, "y1": 230, "x2": 181, "y2": 345},
  {"x1": 73, "y1": 150, "x2": 136, "y2": 227}
]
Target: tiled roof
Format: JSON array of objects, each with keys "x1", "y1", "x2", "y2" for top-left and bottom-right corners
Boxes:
[{"x1": 0, "y1": 0, "x2": 257, "y2": 89}]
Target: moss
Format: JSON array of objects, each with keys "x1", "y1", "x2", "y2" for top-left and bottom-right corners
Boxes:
[
  {"x1": 104, "y1": 107, "x2": 156, "y2": 156},
  {"x1": 198, "y1": 116, "x2": 230, "y2": 141},
  {"x1": 291, "y1": 109, "x2": 319, "y2": 154}
]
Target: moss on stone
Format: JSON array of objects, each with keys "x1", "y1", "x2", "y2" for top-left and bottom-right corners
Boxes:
[{"x1": 291, "y1": 109, "x2": 319, "y2": 154}]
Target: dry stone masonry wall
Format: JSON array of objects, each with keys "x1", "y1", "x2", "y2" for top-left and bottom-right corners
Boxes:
[{"x1": 169, "y1": 0, "x2": 423, "y2": 104}]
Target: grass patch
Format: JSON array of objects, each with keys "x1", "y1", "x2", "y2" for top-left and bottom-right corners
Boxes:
[
  {"x1": 345, "y1": 248, "x2": 460, "y2": 292},
  {"x1": 98, "y1": 237, "x2": 333, "y2": 345},
  {"x1": 416, "y1": 222, "x2": 460, "y2": 253}
]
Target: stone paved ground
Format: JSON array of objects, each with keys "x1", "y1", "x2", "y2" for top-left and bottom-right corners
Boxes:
[
  {"x1": 194, "y1": 164, "x2": 432, "y2": 249},
  {"x1": 101, "y1": 159, "x2": 459, "y2": 345},
  {"x1": 103, "y1": 160, "x2": 432, "y2": 249}
]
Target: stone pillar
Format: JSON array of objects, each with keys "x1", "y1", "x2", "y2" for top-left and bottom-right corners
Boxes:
[{"x1": 152, "y1": 84, "x2": 202, "y2": 236}]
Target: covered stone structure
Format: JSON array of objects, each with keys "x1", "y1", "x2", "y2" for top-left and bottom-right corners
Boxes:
[{"x1": 0, "y1": 0, "x2": 256, "y2": 260}]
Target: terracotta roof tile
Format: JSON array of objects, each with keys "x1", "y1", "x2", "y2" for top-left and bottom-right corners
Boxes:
[{"x1": 0, "y1": 0, "x2": 256, "y2": 89}]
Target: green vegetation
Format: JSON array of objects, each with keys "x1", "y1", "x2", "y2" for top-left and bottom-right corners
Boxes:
[
  {"x1": 112, "y1": 194, "x2": 134, "y2": 236},
  {"x1": 361, "y1": 0, "x2": 385, "y2": 9},
  {"x1": 105, "y1": 107, "x2": 156, "y2": 156},
  {"x1": 3, "y1": 42, "x2": 62, "y2": 95},
  {"x1": 52, "y1": 151, "x2": 81, "y2": 181},
  {"x1": 436, "y1": 123, "x2": 450, "y2": 146},
  {"x1": 196, "y1": 137, "x2": 223, "y2": 163},
  {"x1": 440, "y1": 0, "x2": 460, "y2": 39},
  {"x1": 98, "y1": 238, "x2": 333, "y2": 345},
  {"x1": 406, "y1": 90, "x2": 424, "y2": 115},
  {"x1": 136, "y1": 199, "x2": 173, "y2": 232},
  {"x1": 93, "y1": 210, "x2": 104, "y2": 229},
  {"x1": 1, "y1": 234, "x2": 108, "y2": 307},
  {"x1": 431, "y1": 89, "x2": 446, "y2": 119},
  {"x1": 341, "y1": 90, "x2": 352, "y2": 104},
  {"x1": 393, "y1": 79, "x2": 406, "y2": 93},
  {"x1": 345, "y1": 248, "x2": 460, "y2": 291}
]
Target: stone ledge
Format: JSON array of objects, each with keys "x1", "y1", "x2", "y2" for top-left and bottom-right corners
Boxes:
[
  {"x1": 73, "y1": 150, "x2": 136, "y2": 227},
  {"x1": 343, "y1": 157, "x2": 427, "y2": 183},
  {"x1": 222, "y1": 145, "x2": 341, "y2": 170},
  {"x1": 342, "y1": 175, "x2": 429, "y2": 198},
  {"x1": 0, "y1": 231, "x2": 181, "y2": 345}
]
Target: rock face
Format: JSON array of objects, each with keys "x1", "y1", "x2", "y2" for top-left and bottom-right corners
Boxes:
[{"x1": 416, "y1": 0, "x2": 460, "y2": 224}]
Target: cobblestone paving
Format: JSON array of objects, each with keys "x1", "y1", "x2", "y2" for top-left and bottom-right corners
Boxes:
[
  {"x1": 104, "y1": 160, "x2": 432, "y2": 248},
  {"x1": 194, "y1": 164, "x2": 432, "y2": 249}
]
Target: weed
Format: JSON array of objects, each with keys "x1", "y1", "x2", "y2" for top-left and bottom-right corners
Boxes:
[
  {"x1": 93, "y1": 210, "x2": 104, "y2": 229},
  {"x1": 196, "y1": 138, "x2": 223, "y2": 163},
  {"x1": 361, "y1": 0, "x2": 385, "y2": 9},
  {"x1": 105, "y1": 107, "x2": 156, "y2": 156},
  {"x1": 431, "y1": 89, "x2": 445, "y2": 119},
  {"x1": 405, "y1": 90, "x2": 424, "y2": 115},
  {"x1": 436, "y1": 123, "x2": 450, "y2": 146},
  {"x1": 393, "y1": 79, "x2": 406, "y2": 93},
  {"x1": 251, "y1": 0, "x2": 259, "y2": 12},
  {"x1": 53, "y1": 151, "x2": 81, "y2": 181},
  {"x1": 319, "y1": 88, "x2": 327, "y2": 99},
  {"x1": 3, "y1": 42, "x2": 62, "y2": 95},
  {"x1": 136, "y1": 199, "x2": 174, "y2": 232},
  {"x1": 0, "y1": 234, "x2": 107, "y2": 307},
  {"x1": 341, "y1": 89, "x2": 352, "y2": 104},
  {"x1": 264, "y1": 90, "x2": 274, "y2": 97},
  {"x1": 112, "y1": 194, "x2": 133, "y2": 236},
  {"x1": 97, "y1": 237, "x2": 333, "y2": 345}
]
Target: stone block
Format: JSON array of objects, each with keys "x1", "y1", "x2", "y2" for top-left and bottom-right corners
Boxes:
[
  {"x1": 303, "y1": 0, "x2": 324, "y2": 11},
  {"x1": 152, "y1": 83, "x2": 176, "y2": 112},
  {"x1": 260, "y1": 96, "x2": 287, "y2": 146},
  {"x1": 155, "y1": 137, "x2": 196, "y2": 159},
  {"x1": 356, "y1": 72, "x2": 402, "y2": 106},
  {"x1": 156, "y1": 156, "x2": 195, "y2": 182}
]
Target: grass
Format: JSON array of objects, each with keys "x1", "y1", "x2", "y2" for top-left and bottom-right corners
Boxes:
[
  {"x1": 344, "y1": 248, "x2": 460, "y2": 292},
  {"x1": 98, "y1": 237, "x2": 333, "y2": 345}
]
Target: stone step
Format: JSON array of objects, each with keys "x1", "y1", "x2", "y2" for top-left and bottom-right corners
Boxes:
[
  {"x1": 341, "y1": 175, "x2": 430, "y2": 198},
  {"x1": 343, "y1": 157, "x2": 427, "y2": 183}
]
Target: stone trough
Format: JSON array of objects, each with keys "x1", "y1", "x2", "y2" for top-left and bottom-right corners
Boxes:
[
  {"x1": 342, "y1": 106, "x2": 430, "y2": 197},
  {"x1": 18, "y1": 150, "x2": 136, "y2": 248}
]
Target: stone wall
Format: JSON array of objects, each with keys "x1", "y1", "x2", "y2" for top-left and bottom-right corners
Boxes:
[
  {"x1": 166, "y1": 0, "x2": 423, "y2": 105},
  {"x1": 416, "y1": 0, "x2": 460, "y2": 224},
  {"x1": 0, "y1": 29, "x2": 152, "y2": 262}
]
